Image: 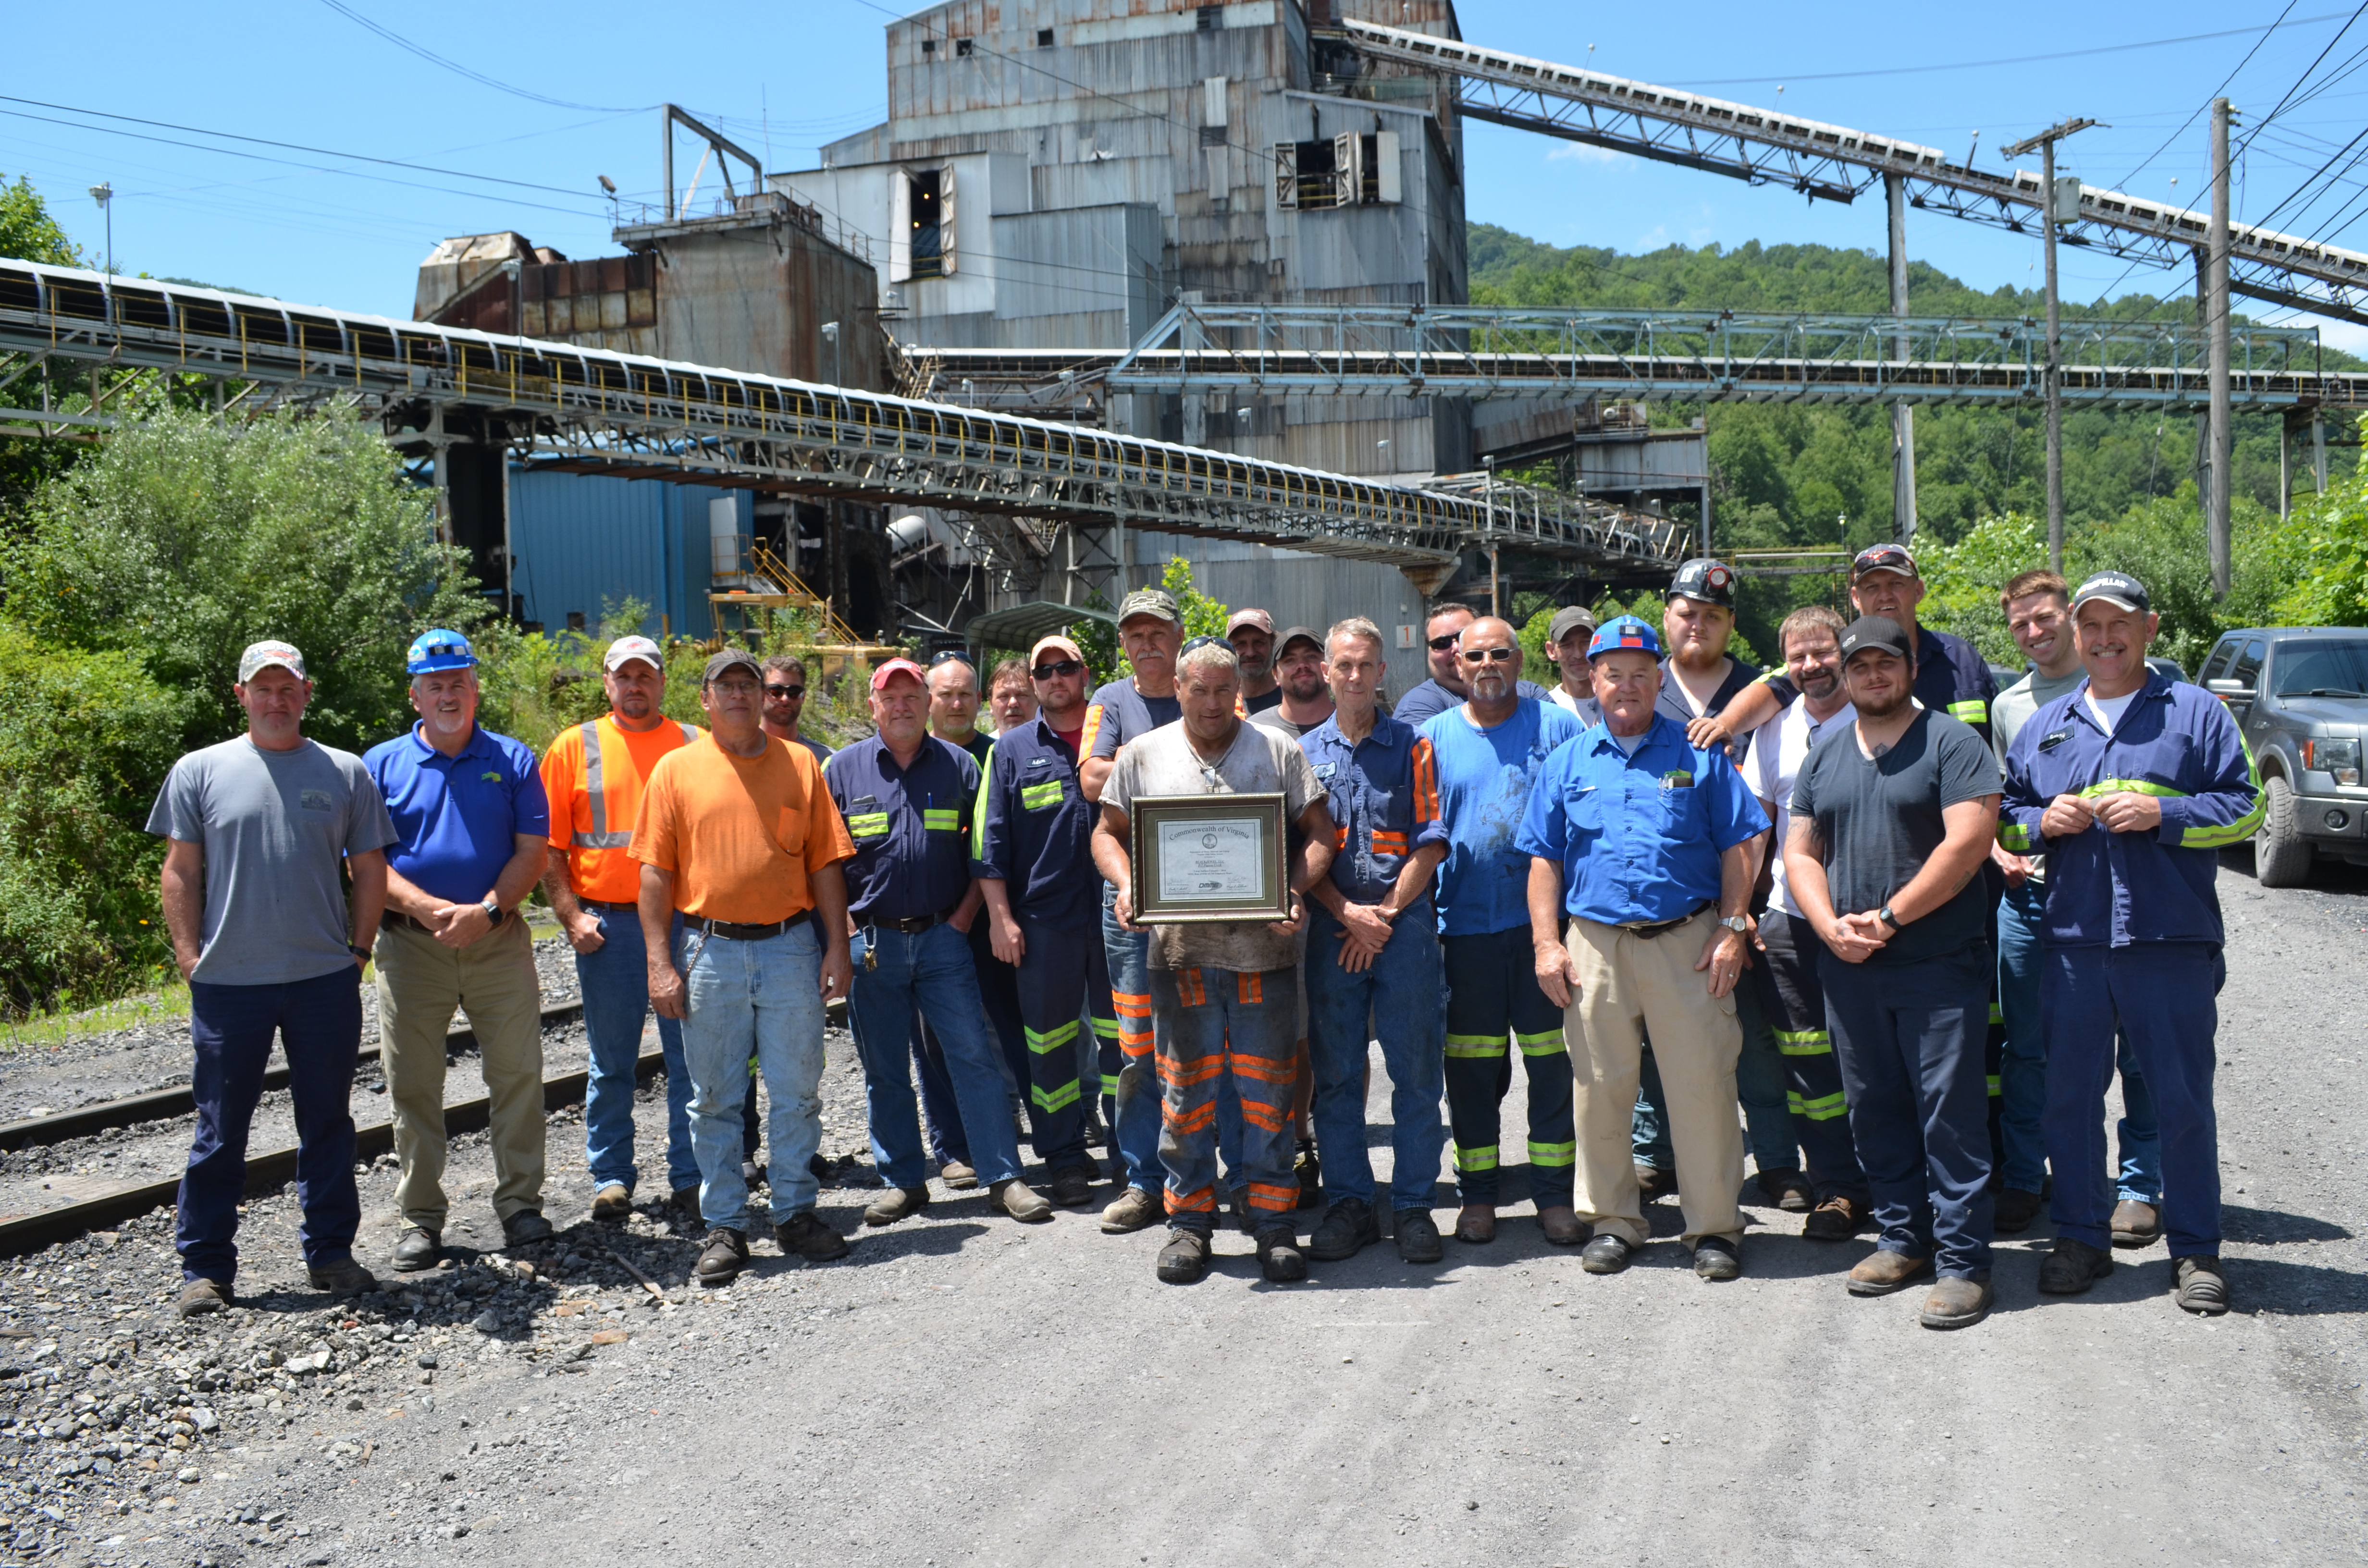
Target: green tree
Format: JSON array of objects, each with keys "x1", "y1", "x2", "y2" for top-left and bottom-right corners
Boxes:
[
  {"x1": 1159, "y1": 556, "x2": 1232, "y2": 639},
  {"x1": 2274, "y1": 414, "x2": 2368, "y2": 627},
  {"x1": 0, "y1": 172, "x2": 84, "y2": 266}
]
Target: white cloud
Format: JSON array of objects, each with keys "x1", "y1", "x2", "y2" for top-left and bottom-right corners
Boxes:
[{"x1": 1545, "y1": 140, "x2": 1634, "y2": 168}]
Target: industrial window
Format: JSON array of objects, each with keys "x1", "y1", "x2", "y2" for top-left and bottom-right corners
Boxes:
[
  {"x1": 889, "y1": 165, "x2": 957, "y2": 282},
  {"x1": 565, "y1": 611, "x2": 586, "y2": 631},
  {"x1": 1275, "y1": 131, "x2": 1400, "y2": 208},
  {"x1": 1037, "y1": 27, "x2": 1054, "y2": 46},
  {"x1": 921, "y1": 37, "x2": 936, "y2": 53},
  {"x1": 1197, "y1": 5, "x2": 1222, "y2": 31},
  {"x1": 955, "y1": 37, "x2": 974, "y2": 56}
]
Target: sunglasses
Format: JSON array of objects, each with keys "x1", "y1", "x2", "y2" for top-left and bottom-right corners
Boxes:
[
  {"x1": 929, "y1": 649, "x2": 975, "y2": 667},
  {"x1": 1179, "y1": 635, "x2": 1230, "y2": 656},
  {"x1": 1459, "y1": 646, "x2": 1517, "y2": 663},
  {"x1": 1031, "y1": 659, "x2": 1084, "y2": 680},
  {"x1": 1426, "y1": 632, "x2": 1462, "y2": 650},
  {"x1": 764, "y1": 683, "x2": 805, "y2": 700}
]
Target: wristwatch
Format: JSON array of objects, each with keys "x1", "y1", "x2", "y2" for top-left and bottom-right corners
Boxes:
[
  {"x1": 348, "y1": 942, "x2": 371, "y2": 961},
  {"x1": 1717, "y1": 914, "x2": 1751, "y2": 934},
  {"x1": 1876, "y1": 905, "x2": 1899, "y2": 932},
  {"x1": 481, "y1": 895, "x2": 506, "y2": 927}
]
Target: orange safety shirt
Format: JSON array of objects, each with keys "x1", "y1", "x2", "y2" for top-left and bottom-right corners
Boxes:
[
  {"x1": 541, "y1": 714, "x2": 703, "y2": 904},
  {"x1": 630, "y1": 734, "x2": 854, "y2": 926}
]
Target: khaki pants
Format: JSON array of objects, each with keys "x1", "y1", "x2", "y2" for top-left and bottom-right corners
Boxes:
[
  {"x1": 375, "y1": 917, "x2": 546, "y2": 1233},
  {"x1": 1564, "y1": 909, "x2": 1744, "y2": 1248}
]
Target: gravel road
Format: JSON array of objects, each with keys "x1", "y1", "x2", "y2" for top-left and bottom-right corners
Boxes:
[{"x1": 3, "y1": 863, "x2": 2364, "y2": 1568}]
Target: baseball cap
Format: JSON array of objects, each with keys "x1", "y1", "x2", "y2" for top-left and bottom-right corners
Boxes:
[
  {"x1": 1850, "y1": 542, "x2": 1920, "y2": 582},
  {"x1": 701, "y1": 648, "x2": 762, "y2": 685},
  {"x1": 604, "y1": 634, "x2": 664, "y2": 673},
  {"x1": 1028, "y1": 633, "x2": 1085, "y2": 668},
  {"x1": 1115, "y1": 588, "x2": 1181, "y2": 625},
  {"x1": 1586, "y1": 615, "x2": 1663, "y2": 661},
  {"x1": 870, "y1": 657, "x2": 928, "y2": 691},
  {"x1": 1668, "y1": 557, "x2": 1737, "y2": 609},
  {"x1": 1275, "y1": 625, "x2": 1323, "y2": 656},
  {"x1": 237, "y1": 639, "x2": 307, "y2": 683},
  {"x1": 1225, "y1": 607, "x2": 1276, "y2": 637},
  {"x1": 406, "y1": 628, "x2": 476, "y2": 674},
  {"x1": 1547, "y1": 605, "x2": 1598, "y2": 646},
  {"x1": 1839, "y1": 615, "x2": 1914, "y2": 664},
  {"x1": 2071, "y1": 569, "x2": 2151, "y2": 616}
]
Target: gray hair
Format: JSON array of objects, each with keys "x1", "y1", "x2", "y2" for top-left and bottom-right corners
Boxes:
[
  {"x1": 1327, "y1": 616, "x2": 1386, "y2": 657},
  {"x1": 1176, "y1": 640, "x2": 1242, "y2": 684}
]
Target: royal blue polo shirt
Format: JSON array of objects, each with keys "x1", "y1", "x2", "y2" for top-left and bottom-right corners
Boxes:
[
  {"x1": 823, "y1": 734, "x2": 980, "y2": 924},
  {"x1": 1420, "y1": 698, "x2": 1583, "y2": 937},
  {"x1": 1300, "y1": 712, "x2": 1449, "y2": 908},
  {"x1": 971, "y1": 717, "x2": 1097, "y2": 931},
  {"x1": 363, "y1": 723, "x2": 549, "y2": 905},
  {"x1": 1516, "y1": 712, "x2": 1769, "y2": 927}
]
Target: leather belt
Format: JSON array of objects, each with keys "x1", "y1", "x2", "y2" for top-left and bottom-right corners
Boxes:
[
  {"x1": 1616, "y1": 901, "x2": 1714, "y2": 939},
  {"x1": 689, "y1": 916, "x2": 795, "y2": 941},
  {"x1": 580, "y1": 898, "x2": 638, "y2": 913},
  {"x1": 868, "y1": 909, "x2": 954, "y2": 935}
]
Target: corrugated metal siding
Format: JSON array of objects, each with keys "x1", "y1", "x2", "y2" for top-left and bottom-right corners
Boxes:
[
  {"x1": 508, "y1": 468, "x2": 751, "y2": 640},
  {"x1": 1125, "y1": 528, "x2": 1432, "y2": 696}
]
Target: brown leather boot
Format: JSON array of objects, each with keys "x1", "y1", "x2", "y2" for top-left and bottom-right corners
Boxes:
[
  {"x1": 1847, "y1": 1249, "x2": 1935, "y2": 1297},
  {"x1": 1537, "y1": 1205, "x2": 1587, "y2": 1245}
]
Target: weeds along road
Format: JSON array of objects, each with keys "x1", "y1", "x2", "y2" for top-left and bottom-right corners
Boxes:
[{"x1": 5, "y1": 858, "x2": 2366, "y2": 1567}]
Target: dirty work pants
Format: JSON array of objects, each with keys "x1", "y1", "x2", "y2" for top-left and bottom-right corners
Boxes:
[
  {"x1": 575, "y1": 903, "x2": 694, "y2": 1198},
  {"x1": 1305, "y1": 904, "x2": 1446, "y2": 1215},
  {"x1": 1104, "y1": 885, "x2": 1241, "y2": 1194},
  {"x1": 179, "y1": 967, "x2": 363, "y2": 1286},
  {"x1": 677, "y1": 921, "x2": 827, "y2": 1229},
  {"x1": 2042, "y1": 942, "x2": 2224, "y2": 1259},
  {"x1": 914, "y1": 918, "x2": 1030, "y2": 1164},
  {"x1": 1997, "y1": 884, "x2": 2162, "y2": 1200},
  {"x1": 849, "y1": 922, "x2": 1024, "y2": 1192},
  {"x1": 1750, "y1": 910, "x2": 1868, "y2": 1205},
  {"x1": 1442, "y1": 926, "x2": 1576, "y2": 1210},
  {"x1": 1150, "y1": 965, "x2": 1299, "y2": 1234},
  {"x1": 1013, "y1": 914, "x2": 1117, "y2": 1175},
  {"x1": 375, "y1": 916, "x2": 545, "y2": 1235},
  {"x1": 1823, "y1": 946, "x2": 1994, "y2": 1279},
  {"x1": 1563, "y1": 909, "x2": 1744, "y2": 1249}
]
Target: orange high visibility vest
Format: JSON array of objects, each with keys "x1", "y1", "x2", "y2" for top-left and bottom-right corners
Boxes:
[{"x1": 542, "y1": 715, "x2": 700, "y2": 904}]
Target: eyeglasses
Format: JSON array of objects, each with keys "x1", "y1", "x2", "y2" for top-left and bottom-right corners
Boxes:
[
  {"x1": 709, "y1": 678, "x2": 760, "y2": 698},
  {"x1": 763, "y1": 684, "x2": 805, "y2": 700},
  {"x1": 1426, "y1": 632, "x2": 1462, "y2": 650},
  {"x1": 1031, "y1": 659, "x2": 1084, "y2": 680},
  {"x1": 1459, "y1": 646, "x2": 1517, "y2": 663},
  {"x1": 928, "y1": 649, "x2": 975, "y2": 667}
]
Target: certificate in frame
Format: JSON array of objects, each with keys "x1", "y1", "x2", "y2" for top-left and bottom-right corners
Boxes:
[{"x1": 1127, "y1": 793, "x2": 1291, "y2": 924}]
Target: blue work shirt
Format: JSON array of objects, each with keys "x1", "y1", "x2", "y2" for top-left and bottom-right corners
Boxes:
[
  {"x1": 824, "y1": 735, "x2": 981, "y2": 924},
  {"x1": 1301, "y1": 712, "x2": 1448, "y2": 908},
  {"x1": 1999, "y1": 670, "x2": 2262, "y2": 948},
  {"x1": 1517, "y1": 712, "x2": 1769, "y2": 926},
  {"x1": 363, "y1": 723, "x2": 548, "y2": 905},
  {"x1": 1420, "y1": 698, "x2": 1583, "y2": 937},
  {"x1": 971, "y1": 717, "x2": 1097, "y2": 932}
]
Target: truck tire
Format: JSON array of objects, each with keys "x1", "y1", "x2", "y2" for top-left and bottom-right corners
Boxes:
[{"x1": 2254, "y1": 773, "x2": 2314, "y2": 888}]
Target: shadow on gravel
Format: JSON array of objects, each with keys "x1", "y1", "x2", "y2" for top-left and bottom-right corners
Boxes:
[
  {"x1": 839, "y1": 1219, "x2": 990, "y2": 1262},
  {"x1": 2223, "y1": 1203, "x2": 2354, "y2": 1245},
  {"x1": 2224, "y1": 1256, "x2": 2368, "y2": 1316}
]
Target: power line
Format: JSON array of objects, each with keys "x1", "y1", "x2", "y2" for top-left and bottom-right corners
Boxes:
[
  {"x1": 2243, "y1": 1, "x2": 2368, "y2": 133},
  {"x1": 2112, "y1": 0, "x2": 2300, "y2": 190},
  {"x1": 315, "y1": 0, "x2": 652, "y2": 116}
]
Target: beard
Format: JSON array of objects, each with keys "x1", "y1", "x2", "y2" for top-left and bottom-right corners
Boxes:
[{"x1": 1850, "y1": 683, "x2": 1910, "y2": 719}]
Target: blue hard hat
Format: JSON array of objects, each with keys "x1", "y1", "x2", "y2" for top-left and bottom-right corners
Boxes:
[
  {"x1": 1586, "y1": 614, "x2": 1663, "y2": 661},
  {"x1": 406, "y1": 628, "x2": 477, "y2": 674}
]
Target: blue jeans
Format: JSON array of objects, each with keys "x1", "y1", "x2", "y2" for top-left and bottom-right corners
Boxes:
[
  {"x1": 848, "y1": 921, "x2": 1024, "y2": 1190},
  {"x1": 1633, "y1": 974, "x2": 1796, "y2": 1176},
  {"x1": 912, "y1": 918, "x2": 1030, "y2": 1165},
  {"x1": 576, "y1": 906, "x2": 694, "y2": 1196},
  {"x1": 1997, "y1": 885, "x2": 2161, "y2": 1200},
  {"x1": 1823, "y1": 948, "x2": 1996, "y2": 1280},
  {"x1": 1305, "y1": 904, "x2": 1446, "y2": 1214},
  {"x1": 180, "y1": 967, "x2": 363, "y2": 1284},
  {"x1": 2043, "y1": 942, "x2": 2222, "y2": 1257},
  {"x1": 676, "y1": 921, "x2": 828, "y2": 1229},
  {"x1": 1103, "y1": 885, "x2": 1243, "y2": 1191}
]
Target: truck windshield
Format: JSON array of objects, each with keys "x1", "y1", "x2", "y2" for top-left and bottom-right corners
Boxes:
[{"x1": 2271, "y1": 639, "x2": 2368, "y2": 698}]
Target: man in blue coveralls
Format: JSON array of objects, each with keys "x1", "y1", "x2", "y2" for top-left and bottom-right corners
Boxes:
[{"x1": 2003, "y1": 571, "x2": 2261, "y2": 1316}]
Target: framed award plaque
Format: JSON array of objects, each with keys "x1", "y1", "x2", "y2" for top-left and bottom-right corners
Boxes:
[{"x1": 1127, "y1": 793, "x2": 1292, "y2": 924}]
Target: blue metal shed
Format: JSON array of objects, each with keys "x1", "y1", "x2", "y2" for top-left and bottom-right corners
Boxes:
[{"x1": 506, "y1": 466, "x2": 751, "y2": 640}]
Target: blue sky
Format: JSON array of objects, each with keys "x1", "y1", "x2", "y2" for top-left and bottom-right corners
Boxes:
[{"x1": 7, "y1": 1, "x2": 2364, "y2": 349}]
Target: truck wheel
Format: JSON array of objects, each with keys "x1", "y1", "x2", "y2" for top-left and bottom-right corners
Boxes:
[{"x1": 2254, "y1": 773, "x2": 2314, "y2": 888}]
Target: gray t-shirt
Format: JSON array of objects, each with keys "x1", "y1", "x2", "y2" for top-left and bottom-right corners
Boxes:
[
  {"x1": 1102, "y1": 719, "x2": 1326, "y2": 975},
  {"x1": 1789, "y1": 710, "x2": 2001, "y2": 967},
  {"x1": 1992, "y1": 666, "x2": 2084, "y2": 884},
  {"x1": 1248, "y1": 705, "x2": 1330, "y2": 742},
  {"x1": 147, "y1": 736, "x2": 396, "y2": 985}
]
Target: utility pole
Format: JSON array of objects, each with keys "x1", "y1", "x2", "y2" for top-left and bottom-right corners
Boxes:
[
  {"x1": 2206, "y1": 97, "x2": 2234, "y2": 598},
  {"x1": 1886, "y1": 173, "x2": 1917, "y2": 543},
  {"x1": 1999, "y1": 117, "x2": 2099, "y2": 575}
]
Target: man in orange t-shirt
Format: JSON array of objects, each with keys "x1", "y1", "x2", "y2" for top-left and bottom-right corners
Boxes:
[
  {"x1": 539, "y1": 635, "x2": 702, "y2": 1225},
  {"x1": 633, "y1": 648, "x2": 856, "y2": 1285}
]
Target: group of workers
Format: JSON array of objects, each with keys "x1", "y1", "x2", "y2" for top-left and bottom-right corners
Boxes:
[{"x1": 150, "y1": 538, "x2": 2260, "y2": 1332}]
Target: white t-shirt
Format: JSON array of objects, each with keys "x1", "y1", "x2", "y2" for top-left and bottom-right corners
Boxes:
[
  {"x1": 2084, "y1": 687, "x2": 2140, "y2": 735},
  {"x1": 1748, "y1": 694, "x2": 1858, "y2": 918}
]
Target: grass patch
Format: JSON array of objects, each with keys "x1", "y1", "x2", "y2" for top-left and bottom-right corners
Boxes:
[{"x1": 0, "y1": 980, "x2": 188, "y2": 1055}]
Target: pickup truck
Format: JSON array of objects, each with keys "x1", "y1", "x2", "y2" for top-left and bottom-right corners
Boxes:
[{"x1": 2198, "y1": 626, "x2": 2368, "y2": 885}]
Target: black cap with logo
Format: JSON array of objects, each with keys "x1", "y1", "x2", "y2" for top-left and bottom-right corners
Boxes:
[
  {"x1": 2070, "y1": 569, "x2": 2151, "y2": 616},
  {"x1": 1838, "y1": 615, "x2": 1914, "y2": 664}
]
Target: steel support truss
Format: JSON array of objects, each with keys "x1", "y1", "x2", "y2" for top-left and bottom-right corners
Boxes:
[
  {"x1": 1338, "y1": 18, "x2": 2368, "y2": 327},
  {"x1": 929, "y1": 303, "x2": 2364, "y2": 411},
  {"x1": 0, "y1": 260, "x2": 1689, "y2": 579}
]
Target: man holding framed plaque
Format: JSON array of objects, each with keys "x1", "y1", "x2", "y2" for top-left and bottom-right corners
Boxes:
[{"x1": 1092, "y1": 638, "x2": 1336, "y2": 1286}]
